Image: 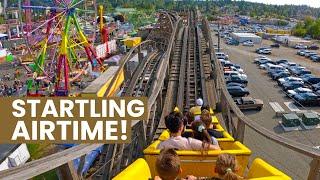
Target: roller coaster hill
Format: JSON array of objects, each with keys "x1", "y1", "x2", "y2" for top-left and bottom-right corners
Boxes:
[{"x1": 0, "y1": 9, "x2": 319, "y2": 180}]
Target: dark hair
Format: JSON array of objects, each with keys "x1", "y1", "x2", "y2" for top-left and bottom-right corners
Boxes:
[
  {"x1": 156, "y1": 149, "x2": 181, "y2": 180},
  {"x1": 183, "y1": 111, "x2": 194, "y2": 125},
  {"x1": 191, "y1": 121, "x2": 212, "y2": 151},
  {"x1": 165, "y1": 112, "x2": 184, "y2": 133},
  {"x1": 215, "y1": 154, "x2": 240, "y2": 180},
  {"x1": 201, "y1": 105, "x2": 210, "y2": 112}
]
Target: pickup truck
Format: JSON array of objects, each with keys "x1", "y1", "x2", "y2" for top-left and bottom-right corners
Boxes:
[{"x1": 234, "y1": 97, "x2": 264, "y2": 110}]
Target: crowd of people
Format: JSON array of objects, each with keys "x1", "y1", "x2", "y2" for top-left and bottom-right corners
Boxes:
[
  {"x1": 0, "y1": 73, "x2": 25, "y2": 96},
  {"x1": 155, "y1": 98, "x2": 242, "y2": 180}
]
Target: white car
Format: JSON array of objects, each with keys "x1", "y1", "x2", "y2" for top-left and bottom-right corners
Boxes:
[
  {"x1": 256, "y1": 55, "x2": 267, "y2": 59},
  {"x1": 259, "y1": 63, "x2": 270, "y2": 69},
  {"x1": 243, "y1": 41, "x2": 254, "y2": 46},
  {"x1": 258, "y1": 49, "x2": 272, "y2": 54},
  {"x1": 295, "y1": 44, "x2": 307, "y2": 49},
  {"x1": 215, "y1": 52, "x2": 229, "y2": 60},
  {"x1": 287, "y1": 87, "x2": 313, "y2": 97},
  {"x1": 254, "y1": 57, "x2": 271, "y2": 63},
  {"x1": 231, "y1": 66, "x2": 244, "y2": 73},
  {"x1": 282, "y1": 62, "x2": 299, "y2": 69},
  {"x1": 224, "y1": 71, "x2": 248, "y2": 80},
  {"x1": 278, "y1": 77, "x2": 303, "y2": 85}
]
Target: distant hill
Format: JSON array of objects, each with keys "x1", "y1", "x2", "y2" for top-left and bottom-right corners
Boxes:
[{"x1": 6, "y1": 0, "x2": 320, "y2": 19}]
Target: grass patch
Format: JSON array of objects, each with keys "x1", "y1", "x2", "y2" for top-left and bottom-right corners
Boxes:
[
  {"x1": 27, "y1": 144, "x2": 58, "y2": 179},
  {"x1": 32, "y1": 169, "x2": 58, "y2": 180},
  {"x1": 27, "y1": 143, "x2": 50, "y2": 160}
]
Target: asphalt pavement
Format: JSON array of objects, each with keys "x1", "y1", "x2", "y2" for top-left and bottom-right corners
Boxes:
[{"x1": 213, "y1": 35, "x2": 320, "y2": 179}]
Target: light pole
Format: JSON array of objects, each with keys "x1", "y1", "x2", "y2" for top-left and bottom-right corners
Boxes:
[{"x1": 218, "y1": 22, "x2": 221, "y2": 52}]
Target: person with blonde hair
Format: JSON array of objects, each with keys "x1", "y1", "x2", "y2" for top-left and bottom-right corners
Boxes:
[
  {"x1": 214, "y1": 154, "x2": 242, "y2": 180},
  {"x1": 201, "y1": 110, "x2": 223, "y2": 138},
  {"x1": 185, "y1": 154, "x2": 242, "y2": 180}
]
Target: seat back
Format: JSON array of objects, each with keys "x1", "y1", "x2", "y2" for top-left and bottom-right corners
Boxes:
[
  {"x1": 144, "y1": 140, "x2": 251, "y2": 178},
  {"x1": 112, "y1": 158, "x2": 151, "y2": 180},
  {"x1": 158, "y1": 129, "x2": 234, "y2": 142},
  {"x1": 247, "y1": 158, "x2": 291, "y2": 180}
]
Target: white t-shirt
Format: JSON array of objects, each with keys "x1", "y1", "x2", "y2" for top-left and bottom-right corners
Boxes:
[{"x1": 157, "y1": 136, "x2": 206, "y2": 150}]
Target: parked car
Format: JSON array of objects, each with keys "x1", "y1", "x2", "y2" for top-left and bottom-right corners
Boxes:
[
  {"x1": 275, "y1": 59, "x2": 289, "y2": 65},
  {"x1": 311, "y1": 55, "x2": 320, "y2": 62},
  {"x1": 226, "y1": 75, "x2": 248, "y2": 84},
  {"x1": 301, "y1": 74, "x2": 314, "y2": 81},
  {"x1": 256, "y1": 47, "x2": 268, "y2": 53},
  {"x1": 283, "y1": 62, "x2": 299, "y2": 70},
  {"x1": 269, "y1": 69, "x2": 286, "y2": 77},
  {"x1": 215, "y1": 52, "x2": 229, "y2": 60},
  {"x1": 224, "y1": 66, "x2": 244, "y2": 74},
  {"x1": 226, "y1": 39, "x2": 239, "y2": 46},
  {"x1": 312, "y1": 83, "x2": 320, "y2": 91},
  {"x1": 232, "y1": 64, "x2": 244, "y2": 73},
  {"x1": 226, "y1": 82, "x2": 246, "y2": 88},
  {"x1": 272, "y1": 71, "x2": 290, "y2": 80},
  {"x1": 308, "y1": 45, "x2": 319, "y2": 50},
  {"x1": 296, "y1": 69, "x2": 312, "y2": 76},
  {"x1": 258, "y1": 48, "x2": 272, "y2": 54},
  {"x1": 266, "y1": 64, "x2": 286, "y2": 74},
  {"x1": 293, "y1": 93, "x2": 320, "y2": 106},
  {"x1": 295, "y1": 44, "x2": 308, "y2": 49},
  {"x1": 278, "y1": 77, "x2": 303, "y2": 86},
  {"x1": 305, "y1": 52, "x2": 317, "y2": 58},
  {"x1": 304, "y1": 77, "x2": 320, "y2": 85},
  {"x1": 282, "y1": 81, "x2": 305, "y2": 90},
  {"x1": 298, "y1": 50, "x2": 310, "y2": 56},
  {"x1": 255, "y1": 55, "x2": 267, "y2": 59},
  {"x1": 287, "y1": 87, "x2": 313, "y2": 97},
  {"x1": 227, "y1": 86, "x2": 250, "y2": 97},
  {"x1": 270, "y1": 43, "x2": 280, "y2": 48},
  {"x1": 297, "y1": 49, "x2": 307, "y2": 55},
  {"x1": 224, "y1": 71, "x2": 247, "y2": 80},
  {"x1": 290, "y1": 66, "x2": 305, "y2": 74},
  {"x1": 303, "y1": 51, "x2": 314, "y2": 57},
  {"x1": 234, "y1": 97, "x2": 264, "y2": 110},
  {"x1": 243, "y1": 41, "x2": 254, "y2": 46},
  {"x1": 255, "y1": 59, "x2": 273, "y2": 66}
]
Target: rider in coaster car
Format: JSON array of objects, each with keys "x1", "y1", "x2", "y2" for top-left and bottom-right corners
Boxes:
[
  {"x1": 185, "y1": 154, "x2": 242, "y2": 180},
  {"x1": 200, "y1": 110, "x2": 224, "y2": 138},
  {"x1": 190, "y1": 98, "x2": 204, "y2": 121},
  {"x1": 158, "y1": 112, "x2": 220, "y2": 151}
]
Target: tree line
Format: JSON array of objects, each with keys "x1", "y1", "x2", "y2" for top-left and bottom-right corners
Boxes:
[{"x1": 292, "y1": 17, "x2": 320, "y2": 39}]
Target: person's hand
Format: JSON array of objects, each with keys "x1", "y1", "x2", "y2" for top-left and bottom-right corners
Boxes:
[{"x1": 185, "y1": 175, "x2": 197, "y2": 180}]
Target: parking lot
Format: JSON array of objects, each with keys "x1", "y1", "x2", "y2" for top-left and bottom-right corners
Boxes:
[
  {"x1": 218, "y1": 36, "x2": 320, "y2": 141},
  {"x1": 213, "y1": 35, "x2": 320, "y2": 179}
]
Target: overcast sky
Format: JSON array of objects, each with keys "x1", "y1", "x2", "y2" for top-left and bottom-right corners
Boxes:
[{"x1": 242, "y1": 0, "x2": 320, "y2": 8}]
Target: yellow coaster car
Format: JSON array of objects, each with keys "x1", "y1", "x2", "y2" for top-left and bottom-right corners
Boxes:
[
  {"x1": 113, "y1": 158, "x2": 291, "y2": 180},
  {"x1": 143, "y1": 140, "x2": 251, "y2": 177}
]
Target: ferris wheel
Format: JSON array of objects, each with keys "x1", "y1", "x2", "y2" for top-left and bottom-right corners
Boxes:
[{"x1": 19, "y1": 0, "x2": 103, "y2": 96}]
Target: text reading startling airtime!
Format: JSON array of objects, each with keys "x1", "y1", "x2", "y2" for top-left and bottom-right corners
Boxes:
[{"x1": 0, "y1": 97, "x2": 148, "y2": 143}]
